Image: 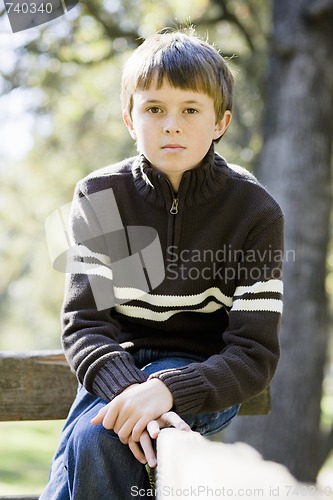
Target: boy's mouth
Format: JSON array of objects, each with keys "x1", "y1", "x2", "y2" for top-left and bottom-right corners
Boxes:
[{"x1": 162, "y1": 144, "x2": 186, "y2": 152}]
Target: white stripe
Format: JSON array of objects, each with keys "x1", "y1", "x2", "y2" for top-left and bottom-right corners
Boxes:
[
  {"x1": 232, "y1": 298, "x2": 283, "y2": 313},
  {"x1": 67, "y1": 261, "x2": 113, "y2": 280},
  {"x1": 76, "y1": 245, "x2": 111, "y2": 265},
  {"x1": 85, "y1": 265, "x2": 113, "y2": 280},
  {"x1": 234, "y1": 280, "x2": 283, "y2": 297},
  {"x1": 66, "y1": 245, "x2": 113, "y2": 279},
  {"x1": 113, "y1": 286, "x2": 233, "y2": 308},
  {"x1": 114, "y1": 287, "x2": 147, "y2": 301},
  {"x1": 115, "y1": 301, "x2": 224, "y2": 322}
]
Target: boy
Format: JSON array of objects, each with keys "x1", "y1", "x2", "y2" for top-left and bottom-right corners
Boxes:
[{"x1": 41, "y1": 28, "x2": 283, "y2": 499}]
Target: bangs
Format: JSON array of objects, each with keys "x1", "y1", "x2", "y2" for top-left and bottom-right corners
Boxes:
[{"x1": 136, "y1": 50, "x2": 217, "y2": 100}]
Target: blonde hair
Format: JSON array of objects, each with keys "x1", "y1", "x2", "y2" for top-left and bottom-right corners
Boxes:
[{"x1": 121, "y1": 29, "x2": 234, "y2": 122}]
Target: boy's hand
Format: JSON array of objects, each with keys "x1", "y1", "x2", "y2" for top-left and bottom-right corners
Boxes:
[
  {"x1": 91, "y1": 378, "x2": 173, "y2": 444},
  {"x1": 128, "y1": 411, "x2": 192, "y2": 468}
]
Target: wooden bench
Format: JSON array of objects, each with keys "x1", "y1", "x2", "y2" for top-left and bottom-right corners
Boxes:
[{"x1": 0, "y1": 350, "x2": 270, "y2": 500}]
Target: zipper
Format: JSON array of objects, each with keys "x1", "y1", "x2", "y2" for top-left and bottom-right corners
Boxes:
[
  {"x1": 170, "y1": 197, "x2": 179, "y2": 215},
  {"x1": 163, "y1": 177, "x2": 184, "y2": 268},
  {"x1": 165, "y1": 179, "x2": 179, "y2": 215}
]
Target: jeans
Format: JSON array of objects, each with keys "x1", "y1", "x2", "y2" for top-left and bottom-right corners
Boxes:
[{"x1": 40, "y1": 350, "x2": 239, "y2": 500}]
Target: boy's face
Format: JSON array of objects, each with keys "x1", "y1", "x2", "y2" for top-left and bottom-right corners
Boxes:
[{"x1": 123, "y1": 79, "x2": 231, "y2": 186}]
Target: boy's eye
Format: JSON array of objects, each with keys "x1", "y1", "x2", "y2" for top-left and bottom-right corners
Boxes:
[
  {"x1": 147, "y1": 107, "x2": 162, "y2": 114},
  {"x1": 184, "y1": 108, "x2": 198, "y2": 114}
]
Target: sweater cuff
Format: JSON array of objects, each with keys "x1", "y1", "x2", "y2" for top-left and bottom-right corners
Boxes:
[
  {"x1": 91, "y1": 354, "x2": 148, "y2": 401},
  {"x1": 148, "y1": 365, "x2": 206, "y2": 415}
]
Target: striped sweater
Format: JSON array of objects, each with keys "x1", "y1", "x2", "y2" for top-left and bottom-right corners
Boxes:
[{"x1": 62, "y1": 146, "x2": 284, "y2": 415}]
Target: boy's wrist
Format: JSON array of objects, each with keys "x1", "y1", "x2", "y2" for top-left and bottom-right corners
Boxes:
[
  {"x1": 121, "y1": 383, "x2": 140, "y2": 394},
  {"x1": 147, "y1": 377, "x2": 174, "y2": 409}
]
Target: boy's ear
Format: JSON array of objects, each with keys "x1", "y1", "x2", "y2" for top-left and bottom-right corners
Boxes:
[
  {"x1": 213, "y1": 110, "x2": 232, "y2": 140},
  {"x1": 123, "y1": 112, "x2": 137, "y2": 141}
]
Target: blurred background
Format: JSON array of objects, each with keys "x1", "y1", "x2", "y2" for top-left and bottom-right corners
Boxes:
[{"x1": 0, "y1": 0, "x2": 333, "y2": 495}]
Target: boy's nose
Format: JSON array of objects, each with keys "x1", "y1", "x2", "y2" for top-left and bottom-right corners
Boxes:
[{"x1": 163, "y1": 116, "x2": 182, "y2": 134}]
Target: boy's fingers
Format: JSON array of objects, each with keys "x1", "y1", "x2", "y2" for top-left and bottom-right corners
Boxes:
[
  {"x1": 131, "y1": 417, "x2": 150, "y2": 442},
  {"x1": 147, "y1": 420, "x2": 160, "y2": 439},
  {"x1": 128, "y1": 436, "x2": 147, "y2": 465},
  {"x1": 102, "y1": 411, "x2": 117, "y2": 430},
  {"x1": 90, "y1": 405, "x2": 109, "y2": 425},
  {"x1": 139, "y1": 431, "x2": 157, "y2": 468},
  {"x1": 91, "y1": 402, "x2": 121, "y2": 431},
  {"x1": 128, "y1": 432, "x2": 157, "y2": 468},
  {"x1": 158, "y1": 411, "x2": 192, "y2": 431},
  {"x1": 117, "y1": 415, "x2": 139, "y2": 444},
  {"x1": 146, "y1": 412, "x2": 192, "y2": 440}
]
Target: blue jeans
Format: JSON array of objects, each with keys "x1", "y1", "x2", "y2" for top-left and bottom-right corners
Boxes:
[{"x1": 40, "y1": 351, "x2": 239, "y2": 499}]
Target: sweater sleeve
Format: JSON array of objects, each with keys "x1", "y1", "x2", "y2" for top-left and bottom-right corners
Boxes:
[
  {"x1": 61, "y1": 182, "x2": 147, "y2": 402},
  {"x1": 149, "y1": 212, "x2": 284, "y2": 415}
]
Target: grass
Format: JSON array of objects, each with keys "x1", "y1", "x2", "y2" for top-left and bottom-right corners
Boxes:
[{"x1": 0, "y1": 420, "x2": 63, "y2": 495}]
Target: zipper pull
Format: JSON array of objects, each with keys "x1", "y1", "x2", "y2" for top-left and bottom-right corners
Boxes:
[{"x1": 170, "y1": 197, "x2": 179, "y2": 215}]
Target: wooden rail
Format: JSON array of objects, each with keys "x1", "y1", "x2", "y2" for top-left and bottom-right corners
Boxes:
[
  {"x1": 0, "y1": 350, "x2": 270, "y2": 499},
  {"x1": 0, "y1": 350, "x2": 77, "y2": 421}
]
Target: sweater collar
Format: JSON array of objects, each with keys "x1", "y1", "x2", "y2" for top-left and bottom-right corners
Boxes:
[{"x1": 132, "y1": 144, "x2": 229, "y2": 209}]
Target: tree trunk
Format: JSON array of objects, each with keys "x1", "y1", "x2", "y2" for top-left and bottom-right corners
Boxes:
[{"x1": 224, "y1": 0, "x2": 333, "y2": 482}]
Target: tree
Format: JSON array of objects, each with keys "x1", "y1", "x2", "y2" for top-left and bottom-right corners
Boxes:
[{"x1": 225, "y1": 0, "x2": 333, "y2": 482}]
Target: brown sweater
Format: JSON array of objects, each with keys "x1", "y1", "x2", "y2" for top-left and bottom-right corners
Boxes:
[{"x1": 62, "y1": 145, "x2": 284, "y2": 415}]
